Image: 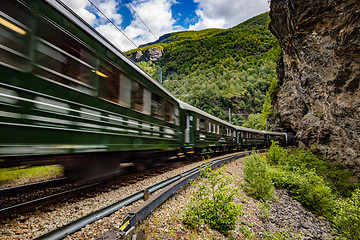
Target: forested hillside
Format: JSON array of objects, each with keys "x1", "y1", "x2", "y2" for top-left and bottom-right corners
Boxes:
[{"x1": 125, "y1": 12, "x2": 281, "y2": 129}]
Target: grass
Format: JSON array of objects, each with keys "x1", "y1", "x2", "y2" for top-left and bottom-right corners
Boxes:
[{"x1": 0, "y1": 165, "x2": 63, "y2": 187}]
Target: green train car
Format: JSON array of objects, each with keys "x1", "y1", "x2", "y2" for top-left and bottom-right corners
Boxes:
[
  {"x1": 0, "y1": 0, "x2": 182, "y2": 170},
  {"x1": 0, "y1": 0, "x2": 292, "y2": 178}
]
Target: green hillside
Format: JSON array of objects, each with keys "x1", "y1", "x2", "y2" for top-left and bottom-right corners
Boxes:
[{"x1": 125, "y1": 12, "x2": 281, "y2": 129}]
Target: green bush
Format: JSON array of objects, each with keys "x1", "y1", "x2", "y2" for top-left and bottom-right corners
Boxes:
[
  {"x1": 269, "y1": 166, "x2": 335, "y2": 218},
  {"x1": 243, "y1": 153, "x2": 276, "y2": 200},
  {"x1": 266, "y1": 142, "x2": 360, "y2": 198},
  {"x1": 266, "y1": 141, "x2": 289, "y2": 165},
  {"x1": 182, "y1": 166, "x2": 244, "y2": 235},
  {"x1": 333, "y1": 189, "x2": 360, "y2": 240},
  {"x1": 265, "y1": 142, "x2": 360, "y2": 237}
]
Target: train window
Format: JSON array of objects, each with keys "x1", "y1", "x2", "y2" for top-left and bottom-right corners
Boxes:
[
  {"x1": 98, "y1": 60, "x2": 121, "y2": 103},
  {"x1": 143, "y1": 88, "x2": 151, "y2": 115},
  {"x1": 131, "y1": 80, "x2": 144, "y2": 112},
  {"x1": 119, "y1": 74, "x2": 131, "y2": 107},
  {"x1": 173, "y1": 106, "x2": 179, "y2": 125},
  {"x1": 216, "y1": 125, "x2": 220, "y2": 134},
  {"x1": 199, "y1": 119, "x2": 205, "y2": 132},
  {"x1": 208, "y1": 122, "x2": 212, "y2": 133},
  {"x1": 164, "y1": 101, "x2": 173, "y2": 123},
  {"x1": 196, "y1": 118, "x2": 200, "y2": 130},
  {"x1": 0, "y1": 2, "x2": 32, "y2": 71},
  {"x1": 151, "y1": 93, "x2": 164, "y2": 120},
  {"x1": 34, "y1": 17, "x2": 98, "y2": 95}
]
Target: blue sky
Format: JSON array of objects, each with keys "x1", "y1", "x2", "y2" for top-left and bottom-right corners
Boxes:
[{"x1": 61, "y1": 0, "x2": 270, "y2": 51}]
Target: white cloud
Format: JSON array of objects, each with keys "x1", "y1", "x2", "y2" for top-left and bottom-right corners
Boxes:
[
  {"x1": 189, "y1": 0, "x2": 270, "y2": 30},
  {"x1": 97, "y1": 0, "x2": 123, "y2": 25},
  {"x1": 124, "y1": 0, "x2": 184, "y2": 45},
  {"x1": 61, "y1": 0, "x2": 97, "y2": 25},
  {"x1": 95, "y1": 23, "x2": 135, "y2": 52},
  {"x1": 62, "y1": 0, "x2": 183, "y2": 51},
  {"x1": 95, "y1": 0, "x2": 184, "y2": 51}
]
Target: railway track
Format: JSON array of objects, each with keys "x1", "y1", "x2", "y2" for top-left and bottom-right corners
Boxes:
[
  {"x1": 33, "y1": 151, "x2": 260, "y2": 240},
  {"x1": 0, "y1": 178, "x2": 69, "y2": 198},
  {"x1": 0, "y1": 155, "x2": 205, "y2": 219}
]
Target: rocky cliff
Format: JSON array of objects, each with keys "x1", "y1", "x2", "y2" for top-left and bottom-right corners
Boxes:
[
  {"x1": 269, "y1": 0, "x2": 360, "y2": 174},
  {"x1": 131, "y1": 48, "x2": 163, "y2": 62}
]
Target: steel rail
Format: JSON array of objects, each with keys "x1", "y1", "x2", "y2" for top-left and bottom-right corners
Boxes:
[
  {"x1": 0, "y1": 177, "x2": 68, "y2": 197},
  {"x1": 35, "y1": 151, "x2": 259, "y2": 240},
  {"x1": 0, "y1": 182, "x2": 100, "y2": 219}
]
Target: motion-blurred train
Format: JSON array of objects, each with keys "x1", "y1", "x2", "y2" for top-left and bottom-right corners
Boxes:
[{"x1": 0, "y1": 0, "x2": 293, "y2": 178}]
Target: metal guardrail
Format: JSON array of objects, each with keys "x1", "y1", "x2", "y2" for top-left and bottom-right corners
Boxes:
[{"x1": 35, "y1": 151, "x2": 259, "y2": 240}]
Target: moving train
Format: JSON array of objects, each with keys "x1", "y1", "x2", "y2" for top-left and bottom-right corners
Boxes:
[{"x1": 0, "y1": 0, "x2": 293, "y2": 178}]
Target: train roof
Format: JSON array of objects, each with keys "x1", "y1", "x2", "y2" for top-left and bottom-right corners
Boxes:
[
  {"x1": 235, "y1": 126, "x2": 265, "y2": 134},
  {"x1": 45, "y1": 0, "x2": 178, "y2": 102},
  {"x1": 178, "y1": 100, "x2": 235, "y2": 128},
  {"x1": 264, "y1": 131, "x2": 286, "y2": 136}
]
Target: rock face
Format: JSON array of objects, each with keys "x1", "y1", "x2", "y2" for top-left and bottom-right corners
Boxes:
[
  {"x1": 146, "y1": 48, "x2": 163, "y2": 62},
  {"x1": 269, "y1": 0, "x2": 360, "y2": 174},
  {"x1": 131, "y1": 48, "x2": 163, "y2": 62}
]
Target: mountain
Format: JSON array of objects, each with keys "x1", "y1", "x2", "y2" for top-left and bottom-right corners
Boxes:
[{"x1": 125, "y1": 12, "x2": 281, "y2": 128}]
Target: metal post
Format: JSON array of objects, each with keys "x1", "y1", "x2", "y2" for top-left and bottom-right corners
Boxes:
[
  {"x1": 266, "y1": 119, "x2": 268, "y2": 131},
  {"x1": 229, "y1": 108, "x2": 231, "y2": 123},
  {"x1": 159, "y1": 67, "x2": 162, "y2": 84}
]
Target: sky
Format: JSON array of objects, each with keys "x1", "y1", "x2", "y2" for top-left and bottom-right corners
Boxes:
[{"x1": 61, "y1": 0, "x2": 270, "y2": 51}]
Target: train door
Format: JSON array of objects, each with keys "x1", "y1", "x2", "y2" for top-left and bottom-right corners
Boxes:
[{"x1": 184, "y1": 112, "x2": 194, "y2": 146}]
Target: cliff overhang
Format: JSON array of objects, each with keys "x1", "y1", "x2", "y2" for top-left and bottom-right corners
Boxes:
[{"x1": 269, "y1": 0, "x2": 360, "y2": 174}]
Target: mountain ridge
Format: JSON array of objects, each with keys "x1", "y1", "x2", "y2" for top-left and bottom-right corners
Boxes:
[{"x1": 125, "y1": 12, "x2": 281, "y2": 128}]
